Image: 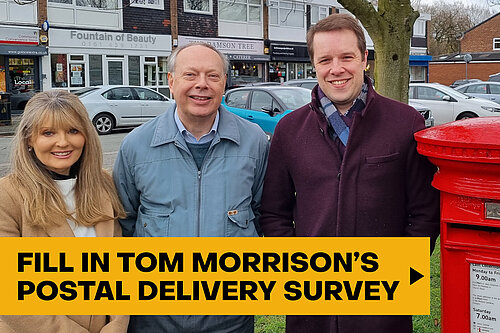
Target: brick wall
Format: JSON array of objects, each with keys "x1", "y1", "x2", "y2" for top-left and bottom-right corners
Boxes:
[
  {"x1": 429, "y1": 62, "x2": 500, "y2": 86},
  {"x1": 38, "y1": 0, "x2": 47, "y2": 25},
  {"x1": 122, "y1": 0, "x2": 171, "y2": 34},
  {"x1": 461, "y1": 13, "x2": 500, "y2": 53},
  {"x1": 177, "y1": 0, "x2": 218, "y2": 37}
]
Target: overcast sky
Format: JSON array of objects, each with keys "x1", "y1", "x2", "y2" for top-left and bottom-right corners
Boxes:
[{"x1": 416, "y1": 0, "x2": 500, "y2": 13}]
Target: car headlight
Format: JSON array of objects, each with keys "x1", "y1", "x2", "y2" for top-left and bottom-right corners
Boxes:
[{"x1": 481, "y1": 106, "x2": 500, "y2": 112}]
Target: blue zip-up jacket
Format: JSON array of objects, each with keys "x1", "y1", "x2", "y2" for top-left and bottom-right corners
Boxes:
[{"x1": 113, "y1": 104, "x2": 269, "y2": 332}]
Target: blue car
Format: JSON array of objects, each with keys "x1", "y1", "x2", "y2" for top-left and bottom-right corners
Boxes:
[{"x1": 222, "y1": 86, "x2": 311, "y2": 139}]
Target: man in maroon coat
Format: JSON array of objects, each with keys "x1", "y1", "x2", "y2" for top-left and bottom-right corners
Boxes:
[{"x1": 259, "y1": 13, "x2": 440, "y2": 333}]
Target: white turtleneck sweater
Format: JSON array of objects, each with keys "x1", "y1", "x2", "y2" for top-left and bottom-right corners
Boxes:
[{"x1": 55, "y1": 178, "x2": 96, "y2": 237}]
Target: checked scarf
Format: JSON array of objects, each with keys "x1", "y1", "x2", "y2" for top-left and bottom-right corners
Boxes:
[{"x1": 318, "y1": 82, "x2": 368, "y2": 146}]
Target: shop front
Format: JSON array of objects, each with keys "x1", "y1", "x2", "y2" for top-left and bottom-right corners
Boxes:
[
  {"x1": 45, "y1": 29, "x2": 172, "y2": 96},
  {"x1": 269, "y1": 42, "x2": 314, "y2": 83},
  {"x1": 410, "y1": 55, "x2": 432, "y2": 83},
  {"x1": 178, "y1": 36, "x2": 269, "y2": 87},
  {"x1": 0, "y1": 26, "x2": 47, "y2": 112}
]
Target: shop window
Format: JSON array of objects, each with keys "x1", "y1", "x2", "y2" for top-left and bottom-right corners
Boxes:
[
  {"x1": 269, "y1": 62, "x2": 286, "y2": 82},
  {"x1": 219, "y1": 0, "x2": 261, "y2": 23},
  {"x1": 230, "y1": 62, "x2": 262, "y2": 85},
  {"x1": 409, "y1": 66, "x2": 426, "y2": 83},
  {"x1": 9, "y1": 58, "x2": 35, "y2": 93},
  {"x1": 185, "y1": 0, "x2": 212, "y2": 14},
  {"x1": 269, "y1": 0, "x2": 304, "y2": 27},
  {"x1": 69, "y1": 63, "x2": 85, "y2": 89},
  {"x1": 51, "y1": 54, "x2": 68, "y2": 88},
  {"x1": 89, "y1": 55, "x2": 103, "y2": 86},
  {"x1": 128, "y1": 56, "x2": 141, "y2": 86},
  {"x1": 131, "y1": 0, "x2": 164, "y2": 10}
]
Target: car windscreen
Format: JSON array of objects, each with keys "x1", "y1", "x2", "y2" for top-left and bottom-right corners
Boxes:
[
  {"x1": 73, "y1": 87, "x2": 99, "y2": 97},
  {"x1": 272, "y1": 88, "x2": 311, "y2": 110},
  {"x1": 436, "y1": 85, "x2": 473, "y2": 99}
]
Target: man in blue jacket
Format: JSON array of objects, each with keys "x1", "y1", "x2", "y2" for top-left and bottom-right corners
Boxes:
[
  {"x1": 259, "y1": 14, "x2": 440, "y2": 333},
  {"x1": 113, "y1": 42, "x2": 269, "y2": 332}
]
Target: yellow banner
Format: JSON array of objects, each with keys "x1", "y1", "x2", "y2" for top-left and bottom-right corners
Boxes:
[{"x1": 0, "y1": 237, "x2": 429, "y2": 315}]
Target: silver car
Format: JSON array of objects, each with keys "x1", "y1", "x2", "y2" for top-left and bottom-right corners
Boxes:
[
  {"x1": 75, "y1": 85, "x2": 173, "y2": 135},
  {"x1": 455, "y1": 82, "x2": 500, "y2": 105}
]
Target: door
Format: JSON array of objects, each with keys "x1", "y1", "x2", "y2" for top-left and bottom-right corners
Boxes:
[{"x1": 107, "y1": 59, "x2": 125, "y2": 85}]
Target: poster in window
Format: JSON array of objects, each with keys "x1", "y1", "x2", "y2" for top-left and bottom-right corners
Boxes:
[{"x1": 71, "y1": 74, "x2": 83, "y2": 85}]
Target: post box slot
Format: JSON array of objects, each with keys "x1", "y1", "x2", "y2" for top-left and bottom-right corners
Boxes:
[
  {"x1": 449, "y1": 223, "x2": 500, "y2": 233},
  {"x1": 445, "y1": 223, "x2": 500, "y2": 250}
]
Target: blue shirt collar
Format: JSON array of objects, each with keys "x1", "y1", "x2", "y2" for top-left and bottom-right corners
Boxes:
[{"x1": 174, "y1": 107, "x2": 219, "y2": 144}]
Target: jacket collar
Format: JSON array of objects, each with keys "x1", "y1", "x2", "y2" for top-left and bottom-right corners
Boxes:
[{"x1": 150, "y1": 103, "x2": 240, "y2": 147}]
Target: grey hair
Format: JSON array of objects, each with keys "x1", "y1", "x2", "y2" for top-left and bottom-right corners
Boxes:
[{"x1": 167, "y1": 42, "x2": 230, "y2": 75}]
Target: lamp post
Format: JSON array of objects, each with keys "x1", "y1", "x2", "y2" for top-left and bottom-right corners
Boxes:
[{"x1": 464, "y1": 53, "x2": 472, "y2": 80}]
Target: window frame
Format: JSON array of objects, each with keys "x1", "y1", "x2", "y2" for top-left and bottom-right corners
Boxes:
[
  {"x1": 269, "y1": 0, "x2": 305, "y2": 28},
  {"x1": 493, "y1": 38, "x2": 500, "y2": 51},
  {"x1": 310, "y1": 5, "x2": 328, "y2": 25},
  {"x1": 130, "y1": 0, "x2": 164, "y2": 10},
  {"x1": 184, "y1": 0, "x2": 212, "y2": 15},
  {"x1": 218, "y1": 0, "x2": 260, "y2": 23}
]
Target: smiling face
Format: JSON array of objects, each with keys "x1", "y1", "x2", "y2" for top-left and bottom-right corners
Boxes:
[
  {"x1": 168, "y1": 45, "x2": 227, "y2": 128},
  {"x1": 29, "y1": 121, "x2": 85, "y2": 176},
  {"x1": 312, "y1": 29, "x2": 368, "y2": 114}
]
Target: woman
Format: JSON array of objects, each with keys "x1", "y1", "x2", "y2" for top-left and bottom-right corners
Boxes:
[{"x1": 0, "y1": 90, "x2": 129, "y2": 332}]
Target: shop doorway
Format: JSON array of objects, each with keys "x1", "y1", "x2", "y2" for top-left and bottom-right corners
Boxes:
[
  {"x1": 107, "y1": 58, "x2": 125, "y2": 85},
  {"x1": 7, "y1": 57, "x2": 39, "y2": 112}
]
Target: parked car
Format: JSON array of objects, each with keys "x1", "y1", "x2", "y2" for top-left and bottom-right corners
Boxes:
[
  {"x1": 75, "y1": 85, "x2": 173, "y2": 135},
  {"x1": 283, "y1": 78, "x2": 318, "y2": 90},
  {"x1": 409, "y1": 83, "x2": 500, "y2": 126},
  {"x1": 454, "y1": 82, "x2": 500, "y2": 104},
  {"x1": 222, "y1": 86, "x2": 311, "y2": 139},
  {"x1": 409, "y1": 101, "x2": 435, "y2": 128},
  {"x1": 489, "y1": 73, "x2": 500, "y2": 82},
  {"x1": 10, "y1": 90, "x2": 36, "y2": 113},
  {"x1": 225, "y1": 81, "x2": 280, "y2": 91},
  {"x1": 281, "y1": 77, "x2": 434, "y2": 127},
  {"x1": 449, "y1": 79, "x2": 482, "y2": 88}
]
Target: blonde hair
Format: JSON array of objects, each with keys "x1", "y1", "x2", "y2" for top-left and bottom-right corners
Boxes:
[{"x1": 9, "y1": 90, "x2": 125, "y2": 228}]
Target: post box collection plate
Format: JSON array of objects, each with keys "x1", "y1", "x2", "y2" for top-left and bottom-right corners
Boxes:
[{"x1": 470, "y1": 263, "x2": 500, "y2": 332}]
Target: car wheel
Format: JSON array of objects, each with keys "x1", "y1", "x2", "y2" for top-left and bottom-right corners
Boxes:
[
  {"x1": 456, "y1": 112, "x2": 478, "y2": 120},
  {"x1": 93, "y1": 113, "x2": 115, "y2": 135}
]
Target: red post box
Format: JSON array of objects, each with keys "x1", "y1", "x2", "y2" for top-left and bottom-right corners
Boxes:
[{"x1": 415, "y1": 117, "x2": 500, "y2": 333}]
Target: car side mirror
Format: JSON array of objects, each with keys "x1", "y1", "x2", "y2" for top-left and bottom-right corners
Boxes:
[{"x1": 442, "y1": 95, "x2": 452, "y2": 101}]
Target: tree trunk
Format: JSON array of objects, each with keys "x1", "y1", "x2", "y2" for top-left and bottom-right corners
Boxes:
[{"x1": 338, "y1": 0, "x2": 418, "y2": 103}]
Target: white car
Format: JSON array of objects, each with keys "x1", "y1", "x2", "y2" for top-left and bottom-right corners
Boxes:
[
  {"x1": 75, "y1": 85, "x2": 173, "y2": 134},
  {"x1": 409, "y1": 83, "x2": 500, "y2": 126},
  {"x1": 454, "y1": 81, "x2": 500, "y2": 105}
]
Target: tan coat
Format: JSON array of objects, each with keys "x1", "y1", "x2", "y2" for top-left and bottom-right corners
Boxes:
[{"x1": 0, "y1": 176, "x2": 129, "y2": 333}]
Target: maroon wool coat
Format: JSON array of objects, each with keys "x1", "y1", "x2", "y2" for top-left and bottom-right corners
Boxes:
[{"x1": 259, "y1": 79, "x2": 440, "y2": 333}]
